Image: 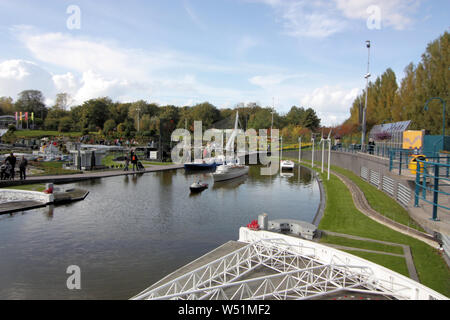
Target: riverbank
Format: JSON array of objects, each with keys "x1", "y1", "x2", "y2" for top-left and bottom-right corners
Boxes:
[{"x1": 294, "y1": 159, "x2": 449, "y2": 297}]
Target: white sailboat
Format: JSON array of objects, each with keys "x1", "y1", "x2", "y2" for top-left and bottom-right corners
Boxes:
[{"x1": 212, "y1": 112, "x2": 249, "y2": 182}]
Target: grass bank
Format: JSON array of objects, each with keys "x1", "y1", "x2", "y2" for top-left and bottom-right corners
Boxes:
[{"x1": 297, "y1": 160, "x2": 450, "y2": 296}]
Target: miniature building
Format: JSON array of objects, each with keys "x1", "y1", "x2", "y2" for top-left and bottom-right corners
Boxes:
[
  {"x1": 69, "y1": 149, "x2": 106, "y2": 170},
  {"x1": 258, "y1": 214, "x2": 317, "y2": 240}
]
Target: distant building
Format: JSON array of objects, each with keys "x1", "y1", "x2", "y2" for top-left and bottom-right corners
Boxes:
[{"x1": 0, "y1": 116, "x2": 16, "y2": 129}]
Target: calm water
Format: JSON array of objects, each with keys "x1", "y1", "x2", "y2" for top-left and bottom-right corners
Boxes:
[{"x1": 0, "y1": 165, "x2": 319, "y2": 300}]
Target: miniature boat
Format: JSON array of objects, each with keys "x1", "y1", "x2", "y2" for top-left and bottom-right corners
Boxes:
[
  {"x1": 281, "y1": 160, "x2": 295, "y2": 170},
  {"x1": 190, "y1": 181, "x2": 209, "y2": 193}
]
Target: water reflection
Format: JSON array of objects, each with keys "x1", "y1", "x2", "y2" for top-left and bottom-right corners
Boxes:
[{"x1": 0, "y1": 164, "x2": 319, "y2": 300}]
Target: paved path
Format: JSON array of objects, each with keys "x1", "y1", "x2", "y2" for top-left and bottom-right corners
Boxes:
[
  {"x1": 322, "y1": 230, "x2": 419, "y2": 282},
  {"x1": 0, "y1": 164, "x2": 184, "y2": 187}
]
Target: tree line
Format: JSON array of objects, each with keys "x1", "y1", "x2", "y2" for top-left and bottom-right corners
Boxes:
[
  {"x1": 0, "y1": 92, "x2": 321, "y2": 143},
  {"x1": 344, "y1": 31, "x2": 449, "y2": 137}
]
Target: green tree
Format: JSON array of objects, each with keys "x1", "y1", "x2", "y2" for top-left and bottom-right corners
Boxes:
[
  {"x1": 81, "y1": 98, "x2": 112, "y2": 130},
  {"x1": 0, "y1": 97, "x2": 15, "y2": 115},
  {"x1": 302, "y1": 108, "x2": 321, "y2": 131},
  {"x1": 15, "y1": 90, "x2": 47, "y2": 120},
  {"x1": 58, "y1": 116, "x2": 74, "y2": 132},
  {"x1": 103, "y1": 119, "x2": 116, "y2": 135}
]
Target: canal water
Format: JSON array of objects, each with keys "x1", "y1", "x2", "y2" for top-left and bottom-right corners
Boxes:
[{"x1": 0, "y1": 165, "x2": 320, "y2": 300}]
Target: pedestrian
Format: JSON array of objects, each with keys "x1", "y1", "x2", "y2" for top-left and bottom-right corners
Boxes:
[
  {"x1": 0, "y1": 161, "x2": 6, "y2": 180},
  {"x1": 368, "y1": 139, "x2": 375, "y2": 155},
  {"x1": 5, "y1": 162, "x2": 12, "y2": 180},
  {"x1": 5, "y1": 153, "x2": 16, "y2": 180},
  {"x1": 131, "y1": 152, "x2": 138, "y2": 172},
  {"x1": 124, "y1": 156, "x2": 129, "y2": 171},
  {"x1": 19, "y1": 156, "x2": 28, "y2": 180}
]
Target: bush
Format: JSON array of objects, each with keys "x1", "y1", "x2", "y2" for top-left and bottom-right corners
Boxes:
[{"x1": 58, "y1": 116, "x2": 74, "y2": 132}]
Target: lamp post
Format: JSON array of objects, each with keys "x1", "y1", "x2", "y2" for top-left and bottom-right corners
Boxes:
[
  {"x1": 424, "y1": 97, "x2": 447, "y2": 138},
  {"x1": 361, "y1": 40, "x2": 371, "y2": 152},
  {"x1": 298, "y1": 136, "x2": 302, "y2": 164}
]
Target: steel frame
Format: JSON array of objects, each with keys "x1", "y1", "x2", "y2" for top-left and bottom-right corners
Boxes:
[{"x1": 132, "y1": 238, "x2": 410, "y2": 300}]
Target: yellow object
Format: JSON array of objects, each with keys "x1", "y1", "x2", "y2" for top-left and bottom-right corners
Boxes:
[
  {"x1": 409, "y1": 154, "x2": 427, "y2": 175},
  {"x1": 403, "y1": 130, "x2": 423, "y2": 150}
]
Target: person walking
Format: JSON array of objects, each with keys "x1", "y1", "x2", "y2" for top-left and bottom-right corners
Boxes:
[
  {"x1": 19, "y1": 156, "x2": 28, "y2": 180},
  {"x1": 124, "y1": 156, "x2": 129, "y2": 171},
  {"x1": 131, "y1": 152, "x2": 138, "y2": 172},
  {"x1": 5, "y1": 153, "x2": 16, "y2": 180}
]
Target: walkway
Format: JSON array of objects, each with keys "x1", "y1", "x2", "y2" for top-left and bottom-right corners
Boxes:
[{"x1": 0, "y1": 164, "x2": 184, "y2": 187}]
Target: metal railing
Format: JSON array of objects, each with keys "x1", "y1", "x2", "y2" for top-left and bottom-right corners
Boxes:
[
  {"x1": 414, "y1": 158, "x2": 450, "y2": 221},
  {"x1": 334, "y1": 143, "x2": 399, "y2": 159}
]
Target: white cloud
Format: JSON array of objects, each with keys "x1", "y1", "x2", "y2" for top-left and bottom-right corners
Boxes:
[
  {"x1": 252, "y1": 0, "x2": 421, "y2": 38},
  {"x1": 334, "y1": 0, "x2": 421, "y2": 30},
  {"x1": 300, "y1": 85, "x2": 360, "y2": 126},
  {"x1": 249, "y1": 73, "x2": 304, "y2": 88},
  {"x1": 0, "y1": 59, "x2": 57, "y2": 101}
]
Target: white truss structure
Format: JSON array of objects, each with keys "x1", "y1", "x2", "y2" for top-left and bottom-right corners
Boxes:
[{"x1": 132, "y1": 237, "x2": 419, "y2": 300}]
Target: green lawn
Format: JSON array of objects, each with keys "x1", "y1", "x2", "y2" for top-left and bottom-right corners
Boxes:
[
  {"x1": 320, "y1": 234, "x2": 404, "y2": 255},
  {"x1": 15, "y1": 130, "x2": 84, "y2": 139},
  {"x1": 342, "y1": 250, "x2": 410, "y2": 278},
  {"x1": 297, "y1": 160, "x2": 450, "y2": 297},
  {"x1": 31, "y1": 161, "x2": 81, "y2": 176},
  {"x1": 4, "y1": 184, "x2": 46, "y2": 192},
  {"x1": 330, "y1": 165, "x2": 425, "y2": 232}
]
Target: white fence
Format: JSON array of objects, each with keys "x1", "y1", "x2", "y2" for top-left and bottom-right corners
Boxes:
[
  {"x1": 360, "y1": 166, "x2": 412, "y2": 207},
  {"x1": 0, "y1": 189, "x2": 54, "y2": 204}
]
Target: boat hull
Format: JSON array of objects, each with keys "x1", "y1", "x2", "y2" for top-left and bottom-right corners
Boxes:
[
  {"x1": 184, "y1": 163, "x2": 219, "y2": 171},
  {"x1": 281, "y1": 161, "x2": 295, "y2": 170},
  {"x1": 213, "y1": 166, "x2": 249, "y2": 182}
]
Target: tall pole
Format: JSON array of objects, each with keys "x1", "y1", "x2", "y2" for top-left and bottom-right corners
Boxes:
[
  {"x1": 361, "y1": 40, "x2": 371, "y2": 151},
  {"x1": 280, "y1": 136, "x2": 283, "y2": 163},
  {"x1": 271, "y1": 97, "x2": 275, "y2": 134},
  {"x1": 321, "y1": 138, "x2": 325, "y2": 173},
  {"x1": 298, "y1": 137, "x2": 302, "y2": 164},
  {"x1": 327, "y1": 137, "x2": 331, "y2": 181},
  {"x1": 311, "y1": 134, "x2": 315, "y2": 168}
]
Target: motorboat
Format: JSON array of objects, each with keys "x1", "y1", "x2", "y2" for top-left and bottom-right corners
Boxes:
[
  {"x1": 189, "y1": 181, "x2": 209, "y2": 193},
  {"x1": 212, "y1": 162, "x2": 249, "y2": 182},
  {"x1": 281, "y1": 160, "x2": 295, "y2": 170}
]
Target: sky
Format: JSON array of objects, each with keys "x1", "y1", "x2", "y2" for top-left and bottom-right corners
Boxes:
[{"x1": 0, "y1": 0, "x2": 448, "y2": 126}]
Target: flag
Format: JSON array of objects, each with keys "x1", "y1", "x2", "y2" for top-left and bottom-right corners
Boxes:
[
  {"x1": 25, "y1": 112, "x2": 28, "y2": 121},
  {"x1": 31, "y1": 112, "x2": 34, "y2": 121},
  {"x1": 20, "y1": 112, "x2": 22, "y2": 121},
  {"x1": 15, "y1": 112, "x2": 18, "y2": 121}
]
